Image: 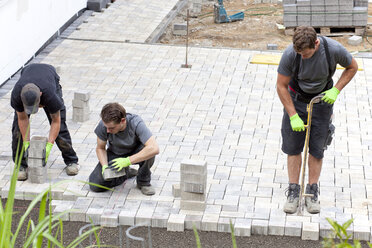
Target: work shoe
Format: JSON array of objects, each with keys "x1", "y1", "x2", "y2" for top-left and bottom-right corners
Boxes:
[
  {"x1": 17, "y1": 166, "x2": 28, "y2": 181},
  {"x1": 305, "y1": 183, "x2": 320, "y2": 214},
  {"x1": 66, "y1": 163, "x2": 79, "y2": 176},
  {"x1": 137, "y1": 185, "x2": 155, "y2": 196},
  {"x1": 127, "y1": 168, "x2": 138, "y2": 179},
  {"x1": 283, "y1": 183, "x2": 300, "y2": 214}
]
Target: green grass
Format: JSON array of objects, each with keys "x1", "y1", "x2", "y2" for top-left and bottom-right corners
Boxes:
[{"x1": 0, "y1": 126, "x2": 103, "y2": 247}]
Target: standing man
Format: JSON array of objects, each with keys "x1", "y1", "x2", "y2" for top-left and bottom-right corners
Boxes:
[
  {"x1": 89, "y1": 102, "x2": 159, "y2": 195},
  {"x1": 11, "y1": 63, "x2": 79, "y2": 181},
  {"x1": 276, "y1": 26, "x2": 358, "y2": 214}
]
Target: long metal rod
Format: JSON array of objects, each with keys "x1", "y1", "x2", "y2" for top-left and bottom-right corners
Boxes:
[
  {"x1": 185, "y1": 9, "x2": 189, "y2": 66},
  {"x1": 298, "y1": 94, "x2": 324, "y2": 215}
]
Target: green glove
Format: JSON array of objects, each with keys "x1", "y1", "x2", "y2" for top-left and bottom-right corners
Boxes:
[
  {"x1": 109, "y1": 157, "x2": 131, "y2": 172},
  {"x1": 45, "y1": 142, "x2": 54, "y2": 163},
  {"x1": 101, "y1": 164, "x2": 108, "y2": 175},
  {"x1": 23, "y1": 141, "x2": 30, "y2": 151},
  {"x1": 290, "y1": 113, "x2": 305, "y2": 132},
  {"x1": 322, "y1": 87, "x2": 340, "y2": 104}
]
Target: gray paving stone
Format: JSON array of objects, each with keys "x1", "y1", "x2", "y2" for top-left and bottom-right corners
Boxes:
[
  {"x1": 285, "y1": 221, "x2": 302, "y2": 237},
  {"x1": 252, "y1": 219, "x2": 269, "y2": 235},
  {"x1": 201, "y1": 214, "x2": 219, "y2": 231},
  {"x1": 167, "y1": 214, "x2": 185, "y2": 232},
  {"x1": 185, "y1": 215, "x2": 203, "y2": 230},
  {"x1": 302, "y1": 222, "x2": 319, "y2": 240},
  {"x1": 234, "y1": 218, "x2": 252, "y2": 236},
  {"x1": 101, "y1": 209, "x2": 120, "y2": 227},
  {"x1": 119, "y1": 210, "x2": 137, "y2": 226}
]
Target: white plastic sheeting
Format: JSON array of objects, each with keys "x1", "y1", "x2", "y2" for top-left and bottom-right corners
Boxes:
[{"x1": 0, "y1": 0, "x2": 86, "y2": 84}]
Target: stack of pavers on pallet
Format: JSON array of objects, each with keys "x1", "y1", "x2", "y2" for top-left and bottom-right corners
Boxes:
[
  {"x1": 180, "y1": 160, "x2": 207, "y2": 211},
  {"x1": 27, "y1": 136, "x2": 48, "y2": 184},
  {"x1": 283, "y1": 0, "x2": 368, "y2": 27},
  {"x1": 72, "y1": 91, "x2": 90, "y2": 122}
]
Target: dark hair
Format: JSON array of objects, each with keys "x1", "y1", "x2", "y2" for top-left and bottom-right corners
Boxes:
[
  {"x1": 293, "y1": 26, "x2": 317, "y2": 52},
  {"x1": 100, "y1": 102, "x2": 126, "y2": 124}
]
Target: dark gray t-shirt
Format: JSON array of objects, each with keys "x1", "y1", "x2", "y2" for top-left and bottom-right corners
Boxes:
[
  {"x1": 278, "y1": 37, "x2": 352, "y2": 94},
  {"x1": 95, "y1": 113, "x2": 152, "y2": 155}
]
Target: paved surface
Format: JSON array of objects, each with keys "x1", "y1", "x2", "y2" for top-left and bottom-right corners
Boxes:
[{"x1": 1, "y1": 0, "x2": 372, "y2": 241}]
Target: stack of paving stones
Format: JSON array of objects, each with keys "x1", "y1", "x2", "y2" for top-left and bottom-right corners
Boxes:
[
  {"x1": 179, "y1": 160, "x2": 207, "y2": 211},
  {"x1": 27, "y1": 136, "x2": 48, "y2": 184},
  {"x1": 72, "y1": 91, "x2": 90, "y2": 122},
  {"x1": 283, "y1": 0, "x2": 368, "y2": 27}
]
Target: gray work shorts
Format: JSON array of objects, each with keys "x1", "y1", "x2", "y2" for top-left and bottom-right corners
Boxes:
[{"x1": 281, "y1": 93, "x2": 333, "y2": 159}]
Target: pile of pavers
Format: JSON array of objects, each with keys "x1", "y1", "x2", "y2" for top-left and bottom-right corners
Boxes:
[
  {"x1": 283, "y1": 0, "x2": 368, "y2": 27},
  {"x1": 27, "y1": 136, "x2": 48, "y2": 184},
  {"x1": 72, "y1": 91, "x2": 90, "y2": 122},
  {"x1": 179, "y1": 160, "x2": 207, "y2": 211}
]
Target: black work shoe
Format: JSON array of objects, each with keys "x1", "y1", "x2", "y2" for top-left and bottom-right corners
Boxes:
[
  {"x1": 283, "y1": 183, "x2": 300, "y2": 214},
  {"x1": 17, "y1": 166, "x2": 28, "y2": 181},
  {"x1": 305, "y1": 183, "x2": 320, "y2": 214},
  {"x1": 137, "y1": 184, "x2": 155, "y2": 195}
]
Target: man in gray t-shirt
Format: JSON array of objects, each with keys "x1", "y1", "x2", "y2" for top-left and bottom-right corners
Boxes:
[
  {"x1": 276, "y1": 26, "x2": 358, "y2": 214},
  {"x1": 89, "y1": 102, "x2": 159, "y2": 195}
]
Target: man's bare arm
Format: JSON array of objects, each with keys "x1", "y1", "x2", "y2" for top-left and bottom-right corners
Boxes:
[
  {"x1": 128, "y1": 136, "x2": 159, "y2": 164},
  {"x1": 17, "y1": 111, "x2": 30, "y2": 141},
  {"x1": 276, "y1": 73, "x2": 296, "y2": 117},
  {"x1": 334, "y1": 58, "x2": 358, "y2": 92},
  {"x1": 96, "y1": 137, "x2": 108, "y2": 166}
]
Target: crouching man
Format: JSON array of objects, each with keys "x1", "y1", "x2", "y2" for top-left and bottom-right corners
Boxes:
[{"x1": 89, "y1": 102, "x2": 159, "y2": 195}]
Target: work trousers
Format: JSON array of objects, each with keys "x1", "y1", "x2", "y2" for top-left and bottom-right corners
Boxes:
[
  {"x1": 89, "y1": 149, "x2": 154, "y2": 192},
  {"x1": 12, "y1": 85, "x2": 78, "y2": 167}
]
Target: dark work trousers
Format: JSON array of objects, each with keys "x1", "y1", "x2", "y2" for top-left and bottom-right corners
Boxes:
[
  {"x1": 89, "y1": 149, "x2": 154, "y2": 192},
  {"x1": 11, "y1": 85, "x2": 78, "y2": 167}
]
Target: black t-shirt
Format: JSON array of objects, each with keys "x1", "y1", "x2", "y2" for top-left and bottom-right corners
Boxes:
[{"x1": 10, "y1": 63, "x2": 64, "y2": 114}]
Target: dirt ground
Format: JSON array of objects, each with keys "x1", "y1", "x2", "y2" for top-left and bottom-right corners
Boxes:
[
  {"x1": 5, "y1": 199, "x2": 325, "y2": 248},
  {"x1": 160, "y1": 0, "x2": 372, "y2": 53}
]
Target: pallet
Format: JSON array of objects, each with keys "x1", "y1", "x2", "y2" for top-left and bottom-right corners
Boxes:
[{"x1": 285, "y1": 26, "x2": 365, "y2": 36}]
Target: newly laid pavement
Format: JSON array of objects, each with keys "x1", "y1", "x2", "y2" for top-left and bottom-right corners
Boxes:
[{"x1": 1, "y1": 0, "x2": 372, "y2": 241}]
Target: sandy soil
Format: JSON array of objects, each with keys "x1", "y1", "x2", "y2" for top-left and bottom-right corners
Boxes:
[{"x1": 160, "y1": 1, "x2": 372, "y2": 53}]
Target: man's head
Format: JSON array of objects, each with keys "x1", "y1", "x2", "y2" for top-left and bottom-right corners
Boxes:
[
  {"x1": 20, "y1": 83, "x2": 41, "y2": 115},
  {"x1": 100, "y1": 102, "x2": 127, "y2": 134},
  {"x1": 293, "y1": 26, "x2": 319, "y2": 59}
]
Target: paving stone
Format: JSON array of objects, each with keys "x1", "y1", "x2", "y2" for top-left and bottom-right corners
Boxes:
[
  {"x1": 201, "y1": 214, "x2": 219, "y2": 231},
  {"x1": 234, "y1": 218, "x2": 252, "y2": 236},
  {"x1": 185, "y1": 215, "x2": 203, "y2": 230},
  {"x1": 101, "y1": 208, "x2": 120, "y2": 227},
  {"x1": 152, "y1": 212, "x2": 169, "y2": 228},
  {"x1": 119, "y1": 210, "x2": 137, "y2": 226},
  {"x1": 180, "y1": 200, "x2": 206, "y2": 211},
  {"x1": 252, "y1": 219, "x2": 269, "y2": 235},
  {"x1": 268, "y1": 217, "x2": 285, "y2": 236},
  {"x1": 285, "y1": 221, "x2": 302, "y2": 237},
  {"x1": 218, "y1": 217, "x2": 234, "y2": 233},
  {"x1": 167, "y1": 214, "x2": 186, "y2": 232},
  {"x1": 302, "y1": 222, "x2": 319, "y2": 240},
  {"x1": 172, "y1": 184, "x2": 180, "y2": 197}
]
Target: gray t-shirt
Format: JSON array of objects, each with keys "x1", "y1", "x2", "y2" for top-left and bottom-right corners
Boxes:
[
  {"x1": 95, "y1": 113, "x2": 152, "y2": 155},
  {"x1": 278, "y1": 36, "x2": 352, "y2": 94}
]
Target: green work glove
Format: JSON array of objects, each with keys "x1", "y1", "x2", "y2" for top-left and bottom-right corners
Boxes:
[
  {"x1": 290, "y1": 113, "x2": 305, "y2": 132},
  {"x1": 101, "y1": 164, "x2": 108, "y2": 175},
  {"x1": 45, "y1": 142, "x2": 54, "y2": 163},
  {"x1": 109, "y1": 157, "x2": 131, "y2": 172},
  {"x1": 23, "y1": 141, "x2": 30, "y2": 151},
  {"x1": 322, "y1": 87, "x2": 340, "y2": 105}
]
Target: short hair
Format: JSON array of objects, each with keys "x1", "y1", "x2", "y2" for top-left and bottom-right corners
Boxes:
[
  {"x1": 293, "y1": 26, "x2": 317, "y2": 53},
  {"x1": 100, "y1": 102, "x2": 126, "y2": 124}
]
